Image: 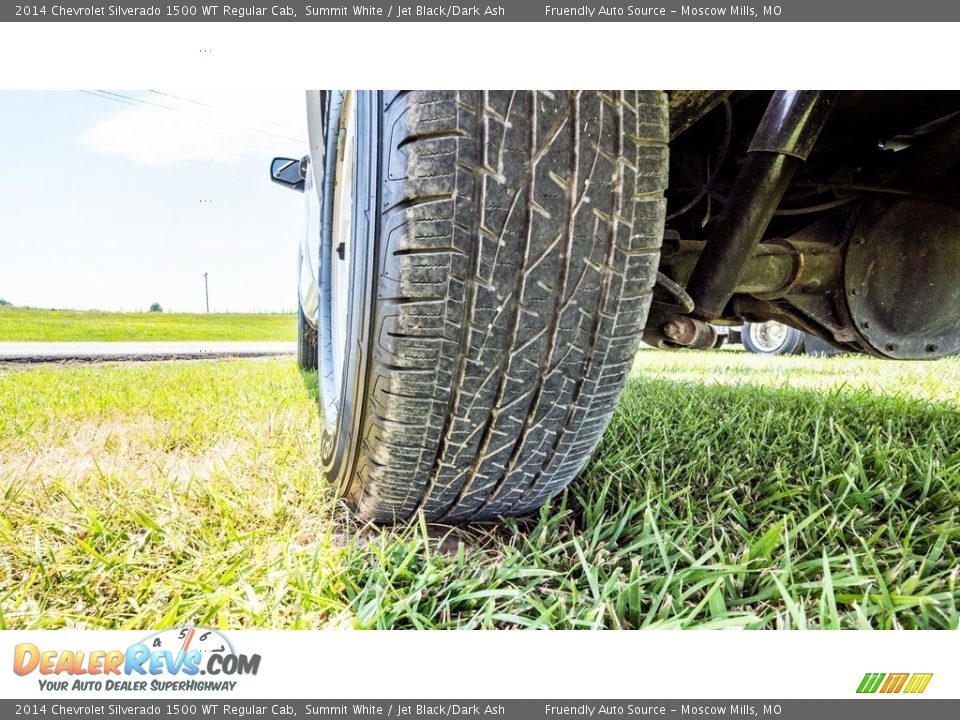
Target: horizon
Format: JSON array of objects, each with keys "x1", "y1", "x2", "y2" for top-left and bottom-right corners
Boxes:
[
  {"x1": 0, "y1": 90, "x2": 309, "y2": 314},
  {"x1": 0, "y1": 304, "x2": 294, "y2": 314}
]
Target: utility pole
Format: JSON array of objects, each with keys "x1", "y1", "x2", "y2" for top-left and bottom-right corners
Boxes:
[{"x1": 203, "y1": 272, "x2": 210, "y2": 314}]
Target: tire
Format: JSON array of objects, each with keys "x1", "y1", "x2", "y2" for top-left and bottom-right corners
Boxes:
[
  {"x1": 316, "y1": 90, "x2": 668, "y2": 522},
  {"x1": 297, "y1": 305, "x2": 318, "y2": 371},
  {"x1": 742, "y1": 321, "x2": 805, "y2": 355}
]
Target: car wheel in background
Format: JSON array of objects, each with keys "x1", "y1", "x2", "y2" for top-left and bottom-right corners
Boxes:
[
  {"x1": 297, "y1": 305, "x2": 318, "y2": 371},
  {"x1": 312, "y1": 90, "x2": 669, "y2": 522},
  {"x1": 742, "y1": 321, "x2": 805, "y2": 355}
]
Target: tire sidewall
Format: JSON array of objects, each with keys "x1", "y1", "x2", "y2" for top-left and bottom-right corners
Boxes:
[
  {"x1": 309, "y1": 91, "x2": 669, "y2": 521},
  {"x1": 317, "y1": 91, "x2": 380, "y2": 496}
]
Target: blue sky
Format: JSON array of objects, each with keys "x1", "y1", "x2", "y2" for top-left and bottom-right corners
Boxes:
[{"x1": 0, "y1": 91, "x2": 308, "y2": 312}]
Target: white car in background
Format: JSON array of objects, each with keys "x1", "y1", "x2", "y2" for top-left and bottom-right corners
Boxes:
[{"x1": 724, "y1": 321, "x2": 842, "y2": 356}]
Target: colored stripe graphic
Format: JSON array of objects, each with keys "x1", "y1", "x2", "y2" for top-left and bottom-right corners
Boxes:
[
  {"x1": 882, "y1": 673, "x2": 909, "y2": 693},
  {"x1": 857, "y1": 672, "x2": 931, "y2": 694},
  {"x1": 904, "y1": 673, "x2": 934, "y2": 694},
  {"x1": 857, "y1": 673, "x2": 885, "y2": 693}
]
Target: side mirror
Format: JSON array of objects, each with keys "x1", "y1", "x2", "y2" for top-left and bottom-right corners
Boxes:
[{"x1": 270, "y1": 156, "x2": 307, "y2": 192}]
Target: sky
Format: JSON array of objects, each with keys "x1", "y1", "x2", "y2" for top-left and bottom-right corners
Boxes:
[{"x1": 0, "y1": 90, "x2": 309, "y2": 313}]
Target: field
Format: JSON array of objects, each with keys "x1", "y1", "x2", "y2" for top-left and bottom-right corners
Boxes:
[
  {"x1": 1, "y1": 350, "x2": 958, "y2": 629},
  {"x1": 0, "y1": 306, "x2": 296, "y2": 342}
]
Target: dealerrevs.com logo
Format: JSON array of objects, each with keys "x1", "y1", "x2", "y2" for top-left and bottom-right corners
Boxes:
[{"x1": 13, "y1": 628, "x2": 260, "y2": 693}]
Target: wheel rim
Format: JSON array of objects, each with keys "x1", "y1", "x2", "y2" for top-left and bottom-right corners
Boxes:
[
  {"x1": 318, "y1": 91, "x2": 357, "y2": 432},
  {"x1": 748, "y1": 321, "x2": 789, "y2": 352}
]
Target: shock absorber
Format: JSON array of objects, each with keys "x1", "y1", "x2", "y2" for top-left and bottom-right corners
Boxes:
[{"x1": 684, "y1": 91, "x2": 840, "y2": 320}]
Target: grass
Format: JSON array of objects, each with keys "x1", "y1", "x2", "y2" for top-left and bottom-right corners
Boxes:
[
  {"x1": 0, "y1": 306, "x2": 296, "y2": 342},
  {"x1": 1, "y1": 350, "x2": 959, "y2": 629}
]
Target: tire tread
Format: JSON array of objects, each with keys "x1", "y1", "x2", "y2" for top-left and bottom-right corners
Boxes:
[{"x1": 350, "y1": 90, "x2": 667, "y2": 522}]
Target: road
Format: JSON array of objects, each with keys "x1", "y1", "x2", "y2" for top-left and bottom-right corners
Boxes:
[{"x1": 0, "y1": 341, "x2": 296, "y2": 363}]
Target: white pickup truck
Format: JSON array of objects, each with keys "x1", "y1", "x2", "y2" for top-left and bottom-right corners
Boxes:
[{"x1": 271, "y1": 90, "x2": 960, "y2": 522}]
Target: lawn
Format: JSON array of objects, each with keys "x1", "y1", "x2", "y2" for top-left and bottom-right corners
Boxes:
[
  {"x1": 0, "y1": 306, "x2": 296, "y2": 342},
  {"x1": 1, "y1": 350, "x2": 958, "y2": 629}
]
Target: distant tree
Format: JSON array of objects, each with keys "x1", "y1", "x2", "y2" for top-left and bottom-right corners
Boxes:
[
  {"x1": 0, "y1": 298, "x2": 10, "y2": 306},
  {"x1": 149, "y1": 302, "x2": 163, "y2": 313}
]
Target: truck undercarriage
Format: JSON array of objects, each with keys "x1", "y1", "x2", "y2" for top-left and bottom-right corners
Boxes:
[
  {"x1": 276, "y1": 90, "x2": 960, "y2": 521},
  {"x1": 654, "y1": 90, "x2": 960, "y2": 359}
]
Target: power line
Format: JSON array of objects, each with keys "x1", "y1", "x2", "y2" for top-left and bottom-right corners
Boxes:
[
  {"x1": 79, "y1": 89, "x2": 307, "y2": 144},
  {"x1": 79, "y1": 89, "x2": 143, "y2": 109},
  {"x1": 148, "y1": 90, "x2": 307, "y2": 133},
  {"x1": 92, "y1": 89, "x2": 307, "y2": 143},
  {"x1": 98, "y1": 89, "x2": 183, "y2": 112}
]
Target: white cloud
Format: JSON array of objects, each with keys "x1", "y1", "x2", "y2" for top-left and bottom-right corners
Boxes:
[{"x1": 79, "y1": 89, "x2": 308, "y2": 165}]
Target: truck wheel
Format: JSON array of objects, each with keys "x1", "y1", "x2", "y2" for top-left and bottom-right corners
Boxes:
[
  {"x1": 742, "y1": 321, "x2": 805, "y2": 355},
  {"x1": 314, "y1": 90, "x2": 667, "y2": 522},
  {"x1": 297, "y1": 306, "x2": 318, "y2": 371}
]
